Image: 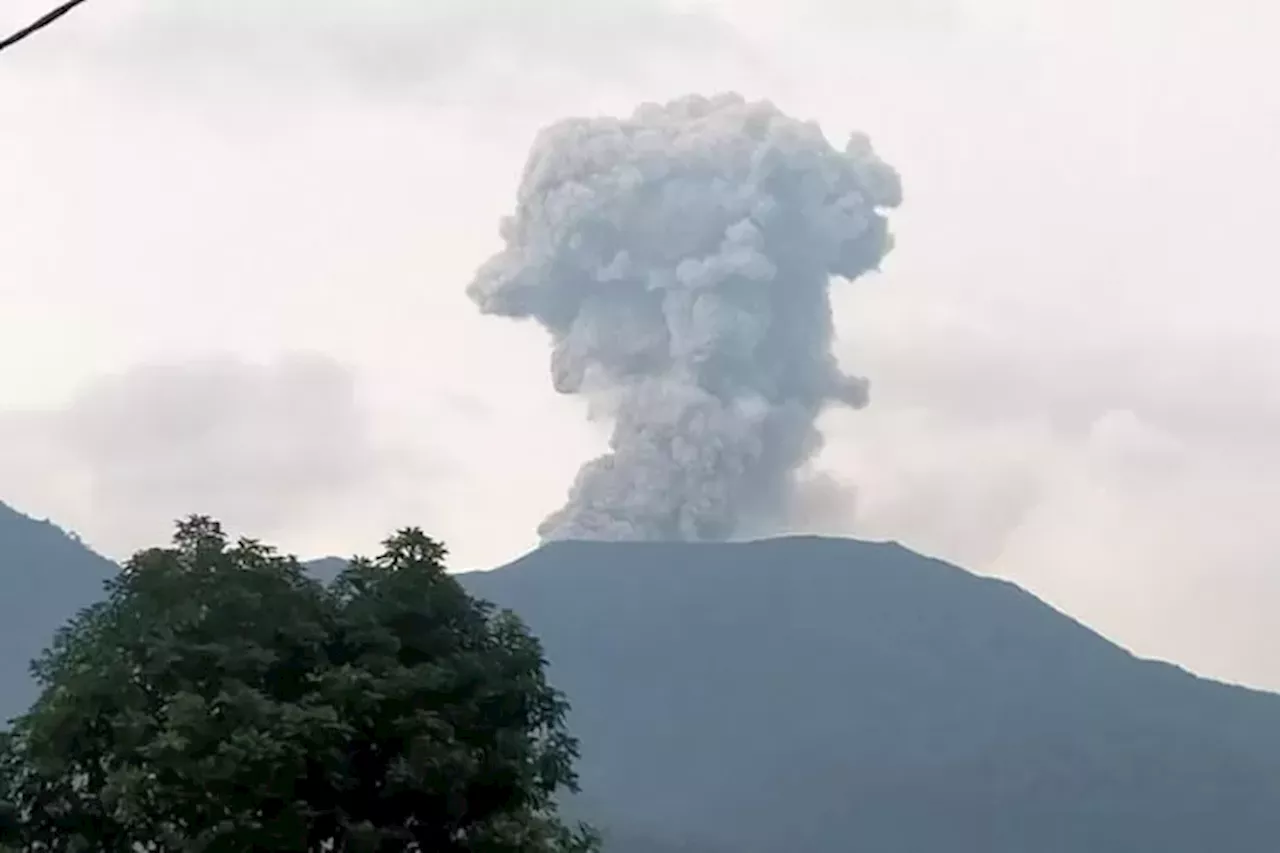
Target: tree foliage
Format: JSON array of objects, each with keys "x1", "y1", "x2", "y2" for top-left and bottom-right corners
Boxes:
[{"x1": 0, "y1": 517, "x2": 596, "y2": 853}]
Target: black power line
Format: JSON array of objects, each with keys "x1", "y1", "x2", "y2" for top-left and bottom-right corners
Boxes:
[{"x1": 0, "y1": 0, "x2": 91, "y2": 55}]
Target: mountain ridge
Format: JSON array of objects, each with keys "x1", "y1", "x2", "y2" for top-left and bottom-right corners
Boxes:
[
  {"x1": 0, "y1": 501, "x2": 118, "y2": 723},
  {"x1": 3, "y1": 506, "x2": 1279, "y2": 850},
  {"x1": 461, "y1": 536, "x2": 1280, "y2": 852}
]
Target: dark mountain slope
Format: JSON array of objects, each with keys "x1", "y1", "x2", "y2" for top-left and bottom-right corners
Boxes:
[
  {"x1": 4, "y1": 513, "x2": 1279, "y2": 851},
  {"x1": 461, "y1": 537, "x2": 1280, "y2": 853},
  {"x1": 0, "y1": 502, "x2": 117, "y2": 724}
]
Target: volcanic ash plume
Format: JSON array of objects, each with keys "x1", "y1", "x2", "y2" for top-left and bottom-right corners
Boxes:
[{"x1": 467, "y1": 93, "x2": 902, "y2": 542}]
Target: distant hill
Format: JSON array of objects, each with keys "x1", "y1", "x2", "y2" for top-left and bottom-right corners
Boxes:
[
  {"x1": 4, "y1": 505, "x2": 1280, "y2": 850},
  {"x1": 461, "y1": 538, "x2": 1280, "y2": 853},
  {"x1": 0, "y1": 502, "x2": 117, "y2": 724}
]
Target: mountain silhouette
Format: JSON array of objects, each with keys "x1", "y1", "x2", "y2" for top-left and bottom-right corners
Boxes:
[
  {"x1": 0, "y1": 502, "x2": 117, "y2": 724},
  {"x1": 3, "y1": 505, "x2": 1279, "y2": 850},
  {"x1": 462, "y1": 537, "x2": 1280, "y2": 853}
]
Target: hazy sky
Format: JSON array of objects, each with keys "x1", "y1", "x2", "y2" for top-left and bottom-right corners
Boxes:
[{"x1": 3, "y1": 0, "x2": 1279, "y2": 690}]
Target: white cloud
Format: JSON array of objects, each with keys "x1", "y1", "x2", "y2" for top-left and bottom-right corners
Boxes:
[{"x1": 0, "y1": 354, "x2": 437, "y2": 562}]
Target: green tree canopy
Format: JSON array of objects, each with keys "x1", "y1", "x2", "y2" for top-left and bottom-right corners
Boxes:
[{"x1": 0, "y1": 516, "x2": 595, "y2": 853}]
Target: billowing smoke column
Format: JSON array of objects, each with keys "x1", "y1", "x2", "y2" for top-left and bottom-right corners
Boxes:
[{"x1": 468, "y1": 93, "x2": 902, "y2": 542}]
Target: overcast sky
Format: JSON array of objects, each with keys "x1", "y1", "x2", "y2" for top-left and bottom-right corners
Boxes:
[{"x1": 2, "y1": 0, "x2": 1279, "y2": 690}]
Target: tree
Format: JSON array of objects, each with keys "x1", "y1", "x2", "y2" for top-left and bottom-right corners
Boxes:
[{"x1": 0, "y1": 516, "x2": 596, "y2": 853}]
